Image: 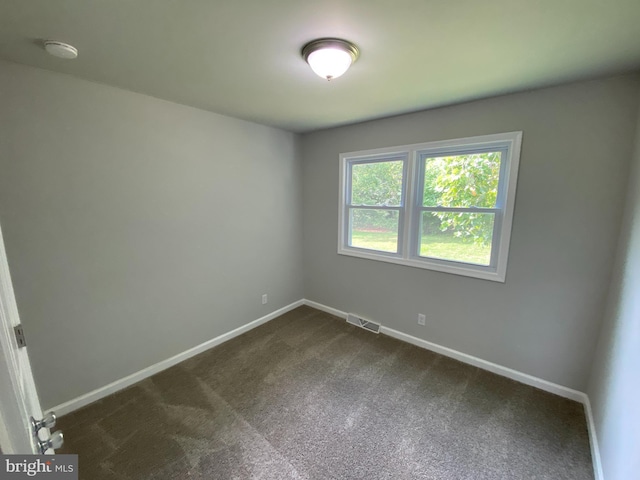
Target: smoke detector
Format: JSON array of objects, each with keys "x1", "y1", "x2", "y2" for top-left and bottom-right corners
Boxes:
[{"x1": 43, "y1": 41, "x2": 78, "y2": 59}]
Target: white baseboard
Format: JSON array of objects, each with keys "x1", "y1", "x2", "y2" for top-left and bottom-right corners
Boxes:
[
  {"x1": 303, "y1": 299, "x2": 348, "y2": 320},
  {"x1": 303, "y1": 299, "x2": 605, "y2": 478},
  {"x1": 303, "y1": 299, "x2": 586, "y2": 401},
  {"x1": 51, "y1": 296, "x2": 604, "y2": 480},
  {"x1": 583, "y1": 396, "x2": 605, "y2": 480},
  {"x1": 384, "y1": 324, "x2": 605, "y2": 480},
  {"x1": 382, "y1": 326, "x2": 588, "y2": 402},
  {"x1": 304, "y1": 299, "x2": 587, "y2": 404},
  {"x1": 50, "y1": 300, "x2": 304, "y2": 416}
]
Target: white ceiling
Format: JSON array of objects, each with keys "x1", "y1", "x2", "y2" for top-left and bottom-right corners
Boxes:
[{"x1": 1, "y1": 0, "x2": 639, "y2": 133}]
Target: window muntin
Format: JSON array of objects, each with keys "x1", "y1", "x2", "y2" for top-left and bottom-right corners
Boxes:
[{"x1": 338, "y1": 132, "x2": 522, "y2": 282}]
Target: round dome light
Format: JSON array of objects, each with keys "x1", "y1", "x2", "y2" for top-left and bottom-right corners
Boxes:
[{"x1": 302, "y1": 38, "x2": 359, "y2": 81}]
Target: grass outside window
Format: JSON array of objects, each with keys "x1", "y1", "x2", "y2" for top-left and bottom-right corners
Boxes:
[{"x1": 351, "y1": 229, "x2": 491, "y2": 265}]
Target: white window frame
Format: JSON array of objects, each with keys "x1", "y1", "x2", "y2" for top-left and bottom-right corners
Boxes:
[{"x1": 338, "y1": 132, "x2": 522, "y2": 282}]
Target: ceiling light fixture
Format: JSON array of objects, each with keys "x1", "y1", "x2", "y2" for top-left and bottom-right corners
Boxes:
[
  {"x1": 43, "y1": 41, "x2": 78, "y2": 59},
  {"x1": 302, "y1": 38, "x2": 359, "y2": 81}
]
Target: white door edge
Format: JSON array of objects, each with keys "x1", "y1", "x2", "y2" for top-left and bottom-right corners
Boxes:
[{"x1": 0, "y1": 222, "x2": 45, "y2": 454}]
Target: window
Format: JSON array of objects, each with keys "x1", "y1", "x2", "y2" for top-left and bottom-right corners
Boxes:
[{"x1": 338, "y1": 132, "x2": 522, "y2": 282}]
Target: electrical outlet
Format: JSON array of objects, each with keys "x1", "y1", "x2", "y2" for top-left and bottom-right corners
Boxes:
[
  {"x1": 262, "y1": 294, "x2": 268, "y2": 305},
  {"x1": 418, "y1": 314, "x2": 426, "y2": 326}
]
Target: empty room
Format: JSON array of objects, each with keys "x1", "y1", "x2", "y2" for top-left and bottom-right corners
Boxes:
[{"x1": 0, "y1": 1, "x2": 639, "y2": 479}]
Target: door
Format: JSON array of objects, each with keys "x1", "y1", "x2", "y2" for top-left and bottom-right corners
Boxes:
[{"x1": 0, "y1": 222, "x2": 58, "y2": 454}]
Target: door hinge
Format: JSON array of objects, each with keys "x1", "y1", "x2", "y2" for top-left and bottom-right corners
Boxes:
[{"x1": 14, "y1": 324, "x2": 27, "y2": 348}]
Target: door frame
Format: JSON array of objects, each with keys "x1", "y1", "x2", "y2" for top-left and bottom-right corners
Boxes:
[{"x1": 0, "y1": 222, "x2": 44, "y2": 454}]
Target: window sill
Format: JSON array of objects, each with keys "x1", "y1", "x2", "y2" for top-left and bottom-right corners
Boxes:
[{"x1": 337, "y1": 247, "x2": 506, "y2": 282}]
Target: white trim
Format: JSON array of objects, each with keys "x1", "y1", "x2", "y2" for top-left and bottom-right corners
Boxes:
[
  {"x1": 583, "y1": 396, "x2": 605, "y2": 480},
  {"x1": 303, "y1": 299, "x2": 605, "y2": 477},
  {"x1": 48, "y1": 296, "x2": 604, "y2": 480},
  {"x1": 0, "y1": 224, "x2": 45, "y2": 454},
  {"x1": 50, "y1": 300, "x2": 304, "y2": 416},
  {"x1": 495, "y1": 131, "x2": 522, "y2": 282},
  {"x1": 303, "y1": 299, "x2": 348, "y2": 319},
  {"x1": 334, "y1": 249, "x2": 507, "y2": 282},
  {"x1": 302, "y1": 299, "x2": 584, "y2": 401},
  {"x1": 392, "y1": 308, "x2": 604, "y2": 480},
  {"x1": 380, "y1": 325, "x2": 586, "y2": 402}
]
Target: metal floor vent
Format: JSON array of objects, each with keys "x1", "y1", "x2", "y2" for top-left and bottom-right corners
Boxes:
[{"x1": 346, "y1": 313, "x2": 381, "y2": 334}]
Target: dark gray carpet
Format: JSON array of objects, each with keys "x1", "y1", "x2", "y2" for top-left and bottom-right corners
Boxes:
[{"x1": 57, "y1": 306, "x2": 594, "y2": 479}]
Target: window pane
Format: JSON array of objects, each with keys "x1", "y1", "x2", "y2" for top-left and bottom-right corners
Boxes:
[
  {"x1": 423, "y1": 152, "x2": 501, "y2": 208},
  {"x1": 349, "y1": 209, "x2": 399, "y2": 253},
  {"x1": 419, "y1": 212, "x2": 494, "y2": 265},
  {"x1": 351, "y1": 160, "x2": 403, "y2": 206}
]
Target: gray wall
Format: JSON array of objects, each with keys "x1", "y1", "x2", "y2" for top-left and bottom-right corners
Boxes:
[
  {"x1": 588, "y1": 95, "x2": 640, "y2": 480},
  {"x1": 301, "y1": 75, "x2": 640, "y2": 391},
  {"x1": 0, "y1": 61, "x2": 304, "y2": 408},
  {"x1": 2, "y1": 54, "x2": 639, "y2": 424}
]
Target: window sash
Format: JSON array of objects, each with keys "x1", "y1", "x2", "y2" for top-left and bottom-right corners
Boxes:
[
  {"x1": 417, "y1": 146, "x2": 508, "y2": 210},
  {"x1": 344, "y1": 155, "x2": 408, "y2": 256},
  {"x1": 413, "y1": 146, "x2": 507, "y2": 268}
]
